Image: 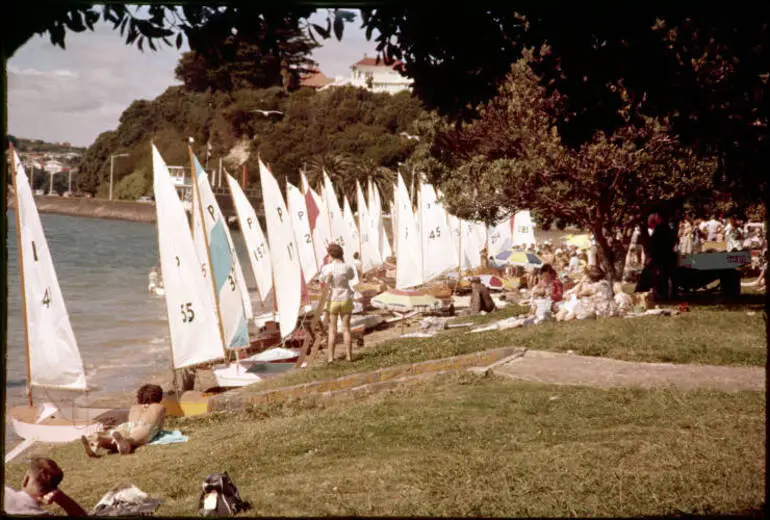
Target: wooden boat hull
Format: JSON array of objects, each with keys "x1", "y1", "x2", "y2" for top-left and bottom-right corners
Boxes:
[
  {"x1": 162, "y1": 391, "x2": 216, "y2": 417},
  {"x1": 9, "y1": 404, "x2": 128, "y2": 444}
]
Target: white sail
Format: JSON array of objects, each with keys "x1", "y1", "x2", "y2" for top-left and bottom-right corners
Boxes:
[
  {"x1": 307, "y1": 186, "x2": 333, "y2": 266},
  {"x1": 512, "y1": 210, "x2": 536, "y2": 248},
  {"x1": 300, "y1": 170, "x2": 311, "y2": 193},
  {"x1": 322, "y1": 171, "x2": 350, "y2": 253},
  {"x1": 152, "y1": 144, "x2": 225, "y2": 368},
  {"x1": 395, "y1": 173, "x2": 424, "y2": 289},
  {"x1": 372, "y1": 182, "x2": 393, "y2": 261},
  {"x1": 357, "y1": 180, "x2": 382, "y2": 272},
  {"x1": 286, "y1": 180, "x2": 319, "y2": 281},
  {"x1": 419, "y1": 183, "x2": 458, "y2": 282},
  {"x1": 461, "y1": 219, "x2": 484, "y2": 270},
  {"x1": 342, "y1": 195, "x2": 360, "y2": 261},
  {"x1": 447, "y1": 214, "x2": 463, "y2": 268},
  {"x1": 259, "y1": 159, "x2": 302, "y2": 338},
  {"x1": 12, "y1": 149, "x2": 87, "y2": 391},
  {"x1": 225, "y1": 173, "x2": 273, "y2": 307},
  {"x1": 190, "y1": 154, "x2": 250, "y2": 349},
  {"x1": 391, "y1": 185, "x2": 399, "y2": 256},
  {"x1": 488, "y1": 215, "x2": 513, "y2": 257}
]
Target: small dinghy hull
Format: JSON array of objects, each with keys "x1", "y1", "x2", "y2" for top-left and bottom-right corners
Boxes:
[
  {"x1": 9, "y1": 404, "x2": 127, "y2": 444},
  {"x1": 212, "y1": 363, "x2": 264, "y2": 388}
]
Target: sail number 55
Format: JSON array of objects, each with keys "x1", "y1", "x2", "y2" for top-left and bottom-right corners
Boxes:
[{"x1": 180, "y1": 302, "x2": 195, "y2": 323}]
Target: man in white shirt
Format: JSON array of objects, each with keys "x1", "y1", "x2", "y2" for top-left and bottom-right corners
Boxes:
[
  {"x1": 4, "y1": 457, "x2": 86, "y2": 516},
  {"x1": 704, "y1": 215, "x2": 721, "y2": 242}
]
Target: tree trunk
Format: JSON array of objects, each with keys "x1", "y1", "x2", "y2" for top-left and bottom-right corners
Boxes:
[{"x1": 592, "y1": 226, "x2": 622, "y2": 281}]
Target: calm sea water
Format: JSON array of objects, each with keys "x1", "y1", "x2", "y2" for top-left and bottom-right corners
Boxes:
[{"x1": 4, "y1": 210, "x2": 258, "y2": 450}]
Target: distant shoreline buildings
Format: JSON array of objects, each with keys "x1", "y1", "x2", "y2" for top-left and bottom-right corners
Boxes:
[{"x1": 300, "y1": 53, "x2": 412, "y2": 95}]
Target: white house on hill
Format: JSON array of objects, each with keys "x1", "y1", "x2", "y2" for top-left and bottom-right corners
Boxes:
[
  {"x1": 320, "y1": 54, "x2": 412, "y2": 95},
  {"x1": 350, "y1": 54, "x2": 412, "y2": 94}
]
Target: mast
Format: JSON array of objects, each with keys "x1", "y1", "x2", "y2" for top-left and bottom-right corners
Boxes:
[
  {"x1": 11, "y1": 144, "x2": 34, "y2": 408},
  {"x1": 189, "y1": 146, "x2": 229, "y2": 361}
]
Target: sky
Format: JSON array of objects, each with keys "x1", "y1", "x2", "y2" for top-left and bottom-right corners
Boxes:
[{"x1": 6, "y1": 8, "x2": 378, "y2": 148}]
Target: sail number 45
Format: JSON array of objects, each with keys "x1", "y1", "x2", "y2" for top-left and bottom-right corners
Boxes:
[{"x1": 180, "y1": 302, "x2": 195, "y2": 323}]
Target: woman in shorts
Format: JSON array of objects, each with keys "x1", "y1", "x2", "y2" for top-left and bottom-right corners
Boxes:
[{"x1": 320, "y1": 243, "x2": 356, "y2": 363}]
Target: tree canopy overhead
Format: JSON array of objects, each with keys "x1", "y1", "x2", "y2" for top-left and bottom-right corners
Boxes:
[
  {"x1": 5, "y1": 4, "x2": 766, "y2": 205},
  {"x1": 425, "y1": 57, "x2": 716, "y2": 279}
]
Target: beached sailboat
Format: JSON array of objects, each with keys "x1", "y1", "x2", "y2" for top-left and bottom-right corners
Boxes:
[
  {"x1": 182, "y1": 150, "x2": 261, "y2": 388},
  {"x1": 8, "y1": 146, "x2": 121, "y2": 445},
  {"x1": 151, "y1": 143, "x2": 228, "y2": 383},
  {"x1": 259, "y1": 159, "x2": 303, "y2": 339},
  {"x1": 488, "y1": 215, "x2": 514, "y2": 258},
  {"x1": 367, "y1": 181, "x2": 392, "y2": 262},
  {"x1": 189, "y1": 150, "x2": 252, "y2": 347},
  {"x1": 357, "y1": 180, "x2": 383, "y2": 272},
  {"x1": 395, "y1": 173, "x2": 424, "y2": 289},
  {"x1": 512, "y1": 210, "x2": 537, "y2": 248},
  {"x1": 286, "y1": 179, "x2": 320, "y2": 282},
  {"x1": 419, "y1": 183, "x2": 458, "y2": 282}
]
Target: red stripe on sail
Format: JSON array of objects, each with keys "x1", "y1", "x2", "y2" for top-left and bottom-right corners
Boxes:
[{"x1": 305, "y1": 190, "x2": 319, "y2": 231}]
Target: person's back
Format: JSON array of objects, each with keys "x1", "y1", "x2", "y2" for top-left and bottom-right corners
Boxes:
[
  {"x1": 706, "y1": 218, "x2": 720, "y2": 241},
  {"x1": 321, "y1": 260, "x2": 355, "y2": 303}
]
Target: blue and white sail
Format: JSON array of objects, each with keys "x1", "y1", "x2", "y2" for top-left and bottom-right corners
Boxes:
[{"x1": 190, "y1": 150, "x2": 251, "y2": 349}]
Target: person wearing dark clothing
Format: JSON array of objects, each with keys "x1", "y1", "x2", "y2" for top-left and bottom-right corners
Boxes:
[
  {"x1": 470, "y1": 277, "x2": 496, "y2": 314},
  {"x1": 636, "y1": 213, "x2": 678, "y2": 300}
]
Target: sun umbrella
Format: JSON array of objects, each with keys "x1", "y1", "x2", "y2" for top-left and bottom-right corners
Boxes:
[
  {"x1": 371, "y1": 289, "x2": 441, "y2": 311},
  {"x1": 495, "y1": 250, "x2": 543, "y2": 267}
]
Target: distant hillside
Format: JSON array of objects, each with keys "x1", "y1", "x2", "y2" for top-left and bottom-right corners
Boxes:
[
  {"x1": 10, "y1": 136, "x2": 86, "y2": 155},
  {"x1": 76, "y1": 85, "x2": 431, "y2": 206}
]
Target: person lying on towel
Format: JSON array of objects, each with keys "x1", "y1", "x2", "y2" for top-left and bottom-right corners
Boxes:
[{"x1": 81, "y1": 384, "x2": 166, "y2": 457}]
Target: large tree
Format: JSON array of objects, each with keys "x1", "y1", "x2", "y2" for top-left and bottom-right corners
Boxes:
[
  {"x1": 428, "y1": 59, "x2": 715, "y2": 279},
  {"x1": 175, "y1": 24, "x2": 318, "y2": 92}
]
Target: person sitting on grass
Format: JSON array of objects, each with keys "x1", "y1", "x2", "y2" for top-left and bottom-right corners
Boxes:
[
  {"x1": 3, "y1": 457, "x2": 87, "y2": 516},
  {"x1": 576, "y1": 266, "x2": 617, "y2": 318},
  {"x1": 470, "y1": 276, "x2": 497, "y2": 314},
  {"x1": 81, "y1": 383, "x2": 166, "y2": 457},
  {"x1": 531, "y1": 264, "x2": 563, "y2": 303}
]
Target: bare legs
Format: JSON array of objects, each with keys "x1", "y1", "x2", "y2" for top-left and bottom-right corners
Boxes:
[
  {"x1": 341, "y1": 313, "x2": 352, "y2": 361},
  {"x1": 326, "y1": 311, "x2": 337, "y2": 363},
  {"x1": 326, "y1": 312, "x2": 353, "y2": 362}
]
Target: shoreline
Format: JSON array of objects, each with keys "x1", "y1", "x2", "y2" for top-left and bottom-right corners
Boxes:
[{"x1": 6, "y1": 195, "x2": 157, "y2": 223}]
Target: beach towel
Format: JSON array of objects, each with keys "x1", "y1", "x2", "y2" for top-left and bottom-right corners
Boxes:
[{"x1": 148, "y1": 429, "x2": 188, "y2": 445}]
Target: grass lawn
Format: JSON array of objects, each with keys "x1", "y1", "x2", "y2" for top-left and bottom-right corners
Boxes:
[
  {"x1": 251, "y1": 300, "x2": 765, "y2": 392},
  {"x1": 5, "y1": 373, "x2": 764, "y2": 516}
]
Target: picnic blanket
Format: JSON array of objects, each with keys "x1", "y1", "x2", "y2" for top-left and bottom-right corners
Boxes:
[{"x1": 148, "y1": 429, "x2": 188, "y2": 445}]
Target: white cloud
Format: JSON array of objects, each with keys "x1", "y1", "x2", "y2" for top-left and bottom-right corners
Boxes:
[{"x1": 7, "y1": 8, "x2": 380, "y2": 147}]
